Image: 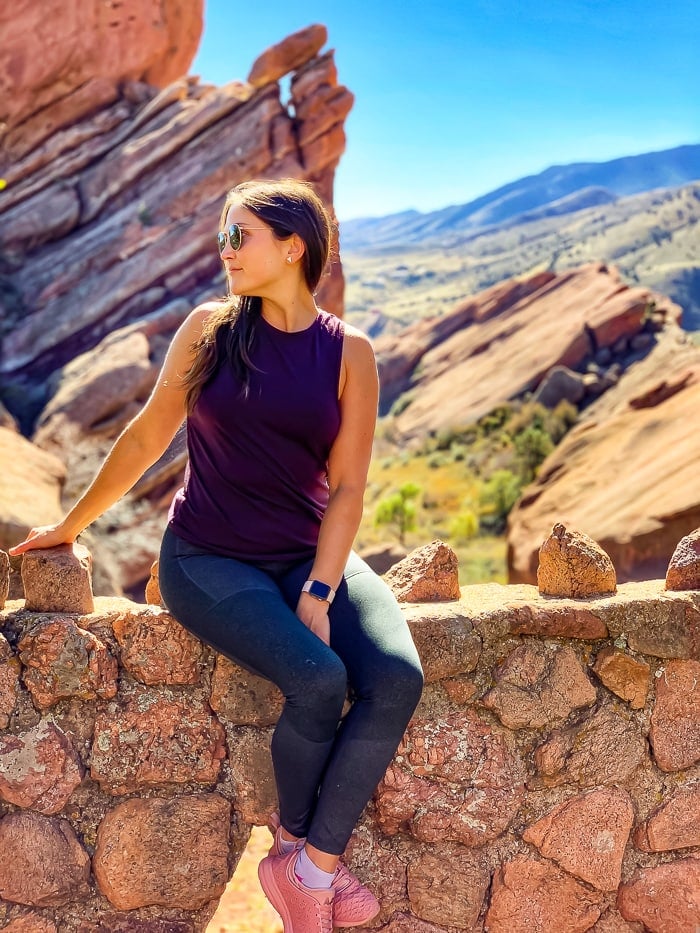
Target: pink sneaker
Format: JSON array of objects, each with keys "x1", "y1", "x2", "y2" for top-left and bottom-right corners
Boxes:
[
  {"x1": 330, "y1": 862, "x2": 380, "y2": 927},
  {"x1": 258, "y1": 849, "x2": 334, "y2": 933},
  {"x1": 266, "y1": 813, "x2": 380, "y2": 927}
]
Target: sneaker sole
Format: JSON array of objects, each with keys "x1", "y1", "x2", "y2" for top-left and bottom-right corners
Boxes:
[{"x1": 258, "y1": 858, "x2": 295, "y2": 933}]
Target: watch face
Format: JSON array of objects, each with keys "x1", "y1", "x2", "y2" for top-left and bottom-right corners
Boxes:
[{"x1": 308, "y1": 580, "x2": 332, "y2": 601}]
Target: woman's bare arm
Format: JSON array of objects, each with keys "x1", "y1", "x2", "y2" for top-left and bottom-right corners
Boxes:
[
  {"x1": 9, "y1": 305, "x2": 214, "y2": 555},
  {"x1": 295, "y1": 325, "x2": 379, "y2": 643}
]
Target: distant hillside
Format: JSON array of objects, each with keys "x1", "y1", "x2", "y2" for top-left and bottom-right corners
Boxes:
[
  {"x1": 340, "y1": 144, "x2": 700, "y2": 249},
  {"x1": 342, "y1": 181, "x2": 700, "y2": 332}
]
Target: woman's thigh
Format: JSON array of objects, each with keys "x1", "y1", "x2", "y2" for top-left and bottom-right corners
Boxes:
[
  {"x1": 277, "y1": 551, "x2": 424, "y2": 706},
  {"x1": 158, "y1": 527, "x2": 346, "y2": 698}
]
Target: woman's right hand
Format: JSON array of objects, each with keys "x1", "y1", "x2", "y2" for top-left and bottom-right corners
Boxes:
[{"x1": 9, "y1": 523, "x2": 76, "y2": 556}]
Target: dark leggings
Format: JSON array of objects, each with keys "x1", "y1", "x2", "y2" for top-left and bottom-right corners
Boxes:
[{"x1": 158, "y1": 526, "x2": 424, "y2": 855}]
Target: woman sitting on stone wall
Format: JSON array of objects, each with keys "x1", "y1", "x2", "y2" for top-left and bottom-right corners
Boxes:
[{"x1": 10, "y1": 177, "x2": 424, "y2": 933}]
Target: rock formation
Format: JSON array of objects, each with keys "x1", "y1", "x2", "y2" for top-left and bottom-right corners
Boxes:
[
  {"x1": 0, "y1": 13, "x2": 353, "y2": 595},
  {"x1": 374, "y1": 262, "x2": 680, "y2": 431},
  {"x1": 507, "y1": 332, "x2": 700, "y2": 584},
  {"x1": 0, "y1": 537, "x2": 698, "y2": 931}
]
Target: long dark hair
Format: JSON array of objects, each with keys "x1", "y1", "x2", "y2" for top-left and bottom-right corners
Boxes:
[{"x1": 183, "y1": 178, "x2": 332, "y2": 412}]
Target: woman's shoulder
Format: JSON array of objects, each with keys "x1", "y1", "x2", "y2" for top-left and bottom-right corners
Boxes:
[
  {"x1": 178, "y1": 299, "x2": 229, "y2": 337},
  {"x1": 317, "y1": 310, "x2": 371, "y2": 347}
]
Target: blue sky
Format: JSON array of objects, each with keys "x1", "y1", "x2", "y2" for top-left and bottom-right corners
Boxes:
[{"x1": 193, "y1": 0, "x2": 698, "y2": 220}]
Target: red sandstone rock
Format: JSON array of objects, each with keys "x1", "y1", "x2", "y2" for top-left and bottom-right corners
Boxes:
[
  {"x1": 0, "y1": 720, "x2": 84, "y2": 814},
  {"x1": 112, "y1": 605, "x2": 203, "y2": 685},
  {"x1": 0, "y1": 0, "x2": 203, "y2": 147},
  {"x1": 507, "y1": 603, "x2": 608, "y2": 638},
  {"x1": 384, "y1": 540, "x2": 461, "y2": 602},
  {"x1": 76, "y1": 919, "x2": 193, "y2": 933},
  {"x1": 486, "y1": 856, "x2": 603, "y2": 932},
  {"x1": 247, "y1": 24, "x2": 328, "y2": 87},
  {"x1": 3, "y1": 915, "x2": 58, "y2": 933},
  {"x1": 376, "y1": 711, "x2": 525, "y2": 847},
  {"x1": 508, "y1": 344, "x2": 700, "y2": 587},
  {"x1": 537, "y1": 524, "x2": 617, "y2": 598},
  {"x1": 589, "y1": 908, "x2": 644, "y2": 932},
  {"x1": 533, "y1": 703, "x2": 646, "y2": 788},
  {"x1": 0, "y1": 427, "x2": 65, "y2": 554},
  {"x1": 93, "y1": 793, "x2": 230, "y2": 910},
  {"x1": 649, "y1": 659, "x2": 700, "y2": 771},
  {"x1": 343, "y1": 822, "x2": 407, "y2": 923},
  {"x1": 482, "y1": 643, "x2": 597, "y2": 729},
  {"x1": 144, "y1": 559, "x2": 163, "y2": 606},
  {"x1": 634, "y1": 782, "x2": 700, "y2": 851},
  {"x1": 407, "y1": 847, "x2": 489, "y2": 928},
  {"x1": 442, "y1": 677, "x2": 478, "y2": 704},
  {"x1": 90, "y1": 691, "x2": 226, "y2": 793},
  {"x1": 403, "y1": 602, "x2": 482, "y2": 683},
  {"x1": 592, "y1": 647, "x2": 650, "y2": 708},
  {"x1": 209, "y1": 655, "x2": 283, "y2": 727},
  {"x1": 617, "y1": 856, "x2": 700, "y2": 932},
  {"x1": 0, "y1": 811, "x2": 90, "y2": 906},
  {"x1": 0, "y1": 631, "x2": 21, "y2": 727},
  {"x1": 18, "y1": 616, "x2": 117, "y2": 708},
  {"x1": 666, "y1": 528, "x2": 700, "y2": 590},
  {"x1": 21, "y1": 544, "x2": 94, "y2": 613},
  {"x1": 225, "y1": 726, "x2": 277, "y2": 825},
  {"x1": 0, "y1": 548, "x2": 9, "y2": 608},
  {"x1": 374, "y1": 914, "x2": 448, "y2": 932},
  {"x1": 523, "y1": 787, "x2": 634, "y2": 890}
]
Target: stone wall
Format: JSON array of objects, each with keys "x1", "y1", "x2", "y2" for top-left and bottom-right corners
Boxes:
[{"x1": 0, "y1": 534, "x2": 698, "y2": 932}]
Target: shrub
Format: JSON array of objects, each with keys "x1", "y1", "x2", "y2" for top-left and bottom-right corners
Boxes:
[
  {"x1": 479, "y1": 469, "x2": 522, "y2": 532},
  {"x1": 374, "y1": 482, "x2": 422, "y2": 545},
  {"x1": 449, "y1": 509, "x2": 480, "y2": 543},
  {"x1": 513, "y1": 425, "x2": 554, "y2": 482}
]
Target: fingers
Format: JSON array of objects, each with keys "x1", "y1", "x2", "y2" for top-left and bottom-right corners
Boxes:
[{"x1": 8, "y1": 526, "x2": 72, "y2": 556}]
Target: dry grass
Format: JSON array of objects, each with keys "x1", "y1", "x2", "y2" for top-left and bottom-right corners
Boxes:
[{"x1": 206, "y1": 827, "x2": 282, "y2": 933}]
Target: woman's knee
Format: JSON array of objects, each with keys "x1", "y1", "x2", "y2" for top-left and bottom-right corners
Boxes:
[
  {"x1": 360, "y1": 656, "x2": 424, "y2": 713},
  {"x1": 291, "y1": 653, "x2": 348, "y2": 713}
]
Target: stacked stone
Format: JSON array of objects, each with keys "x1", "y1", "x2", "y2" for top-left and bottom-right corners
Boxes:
[{"x1": 0, "y1": 530, "x2": 698, "y2": 931}]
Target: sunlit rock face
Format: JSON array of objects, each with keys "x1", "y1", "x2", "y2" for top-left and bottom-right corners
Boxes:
[{"x1": 0, "y1": 15, "x2": 353, "y2": 596}]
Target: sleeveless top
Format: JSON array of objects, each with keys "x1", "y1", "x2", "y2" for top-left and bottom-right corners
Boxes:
[{"x1": 168, "y1": 309, "x2": 344, "y2": 561}]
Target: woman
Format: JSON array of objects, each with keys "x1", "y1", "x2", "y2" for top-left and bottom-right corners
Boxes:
[{"x1": 10, "y1": 178, "x2": 424, "y2": 933}]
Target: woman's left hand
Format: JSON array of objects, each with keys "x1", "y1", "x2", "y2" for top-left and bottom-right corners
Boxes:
[{"x1": 295, "y1": 593, "x2": 331, "y2": 646}]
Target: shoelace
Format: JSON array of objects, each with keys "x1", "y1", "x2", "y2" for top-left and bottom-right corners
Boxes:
[{"x1": 315, "y1": 899, "x2": 334, "y2": 933}]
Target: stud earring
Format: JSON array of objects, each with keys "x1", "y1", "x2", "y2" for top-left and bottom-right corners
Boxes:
[{"x1": 286, "y1": 256, "x2": 293, "y2": 263}]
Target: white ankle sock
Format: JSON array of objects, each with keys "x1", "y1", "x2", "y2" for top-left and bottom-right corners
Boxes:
[
  {"x1": 294, "y1": 847, "x2": 335, "y2": 890},
  {"x1": 278, "y1": 833, "x2": 298, "y2": 854}
]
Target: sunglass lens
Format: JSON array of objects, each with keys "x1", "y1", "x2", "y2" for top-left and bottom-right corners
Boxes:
[
  {"x1": 228, "y1": 224, "x2": 242, "y2": 250},
  {"x1": 217, "y1": 232, "x2": 226, "y2": 253}
]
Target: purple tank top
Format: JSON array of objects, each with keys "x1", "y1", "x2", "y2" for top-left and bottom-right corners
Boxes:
[{"x1": 168, "y1": 309, "x2": 344, "y2": 561}]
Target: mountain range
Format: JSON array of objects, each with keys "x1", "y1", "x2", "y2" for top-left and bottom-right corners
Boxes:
[
  {"x1": 340, "y1": 145, "x2": 700, "y2": 333},
  {"x1": 340, "y1": 144, "x2": 700, "y2": 249}
]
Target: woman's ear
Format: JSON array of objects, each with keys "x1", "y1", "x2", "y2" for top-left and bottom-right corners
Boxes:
[{"x1": 286, "y1": 233, "x2": 306, "y2": 265}]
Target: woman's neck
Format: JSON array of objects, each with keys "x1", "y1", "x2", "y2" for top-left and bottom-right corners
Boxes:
[{"x1": 260, "y1": 296, "x2": 319, "y2": 333}]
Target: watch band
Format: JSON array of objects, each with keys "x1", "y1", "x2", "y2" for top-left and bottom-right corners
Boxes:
[{"x1": 302, "y1": 579, "x2": 336, "y2": 604}]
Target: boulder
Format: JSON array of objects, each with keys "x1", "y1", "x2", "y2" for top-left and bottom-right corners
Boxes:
[
  {"x1": 537, "y1": 524, "x2": 616, "y2": 597},
  {"x1": 665, "y1": 527, "x2": 700, "y2": 590}
]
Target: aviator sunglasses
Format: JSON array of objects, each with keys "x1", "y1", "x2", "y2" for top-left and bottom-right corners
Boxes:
[{"x1": 217, "y1": 223, "x2": 268, "y2": 254}]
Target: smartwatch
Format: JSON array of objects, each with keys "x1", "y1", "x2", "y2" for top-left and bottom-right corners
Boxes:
[{"x1": 302, "y1": 579, "x2": 336, "y2": 604}]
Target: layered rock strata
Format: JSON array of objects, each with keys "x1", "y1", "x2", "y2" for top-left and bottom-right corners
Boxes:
[
  {"x1": 0, "y1": 538, "x2": 698, "y2": 931},
  {"x1": 0, "y1": 23, "x2": 352, "y2": 426},
  {"x1": 0, "y1": 21, "x2": 353, "y2": 596}
]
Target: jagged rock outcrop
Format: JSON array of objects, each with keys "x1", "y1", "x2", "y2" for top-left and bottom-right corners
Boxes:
[
  {"x1": 374, "y1": 262, "x2": 680, "y2": 431},
  {"x1": 0, "y1": 15, "x2": 353, "y2": 594},
  {"x1": 0, "y1": 1, "x2": 203, "y2": 152},
  {"x1": 0, "y1": 20, "x2": 352, "y2": 429},
  {"x1": 507, "y1": 333, "x2": 700, "y2": 584},
  {"x1": 0, "y1": 540, "x2": 698, "y2": 931}
]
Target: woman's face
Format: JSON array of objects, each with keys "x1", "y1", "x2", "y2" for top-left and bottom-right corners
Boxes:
[{"x1": 219, "y1": 202, "x2": 291, "y2": 296}]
